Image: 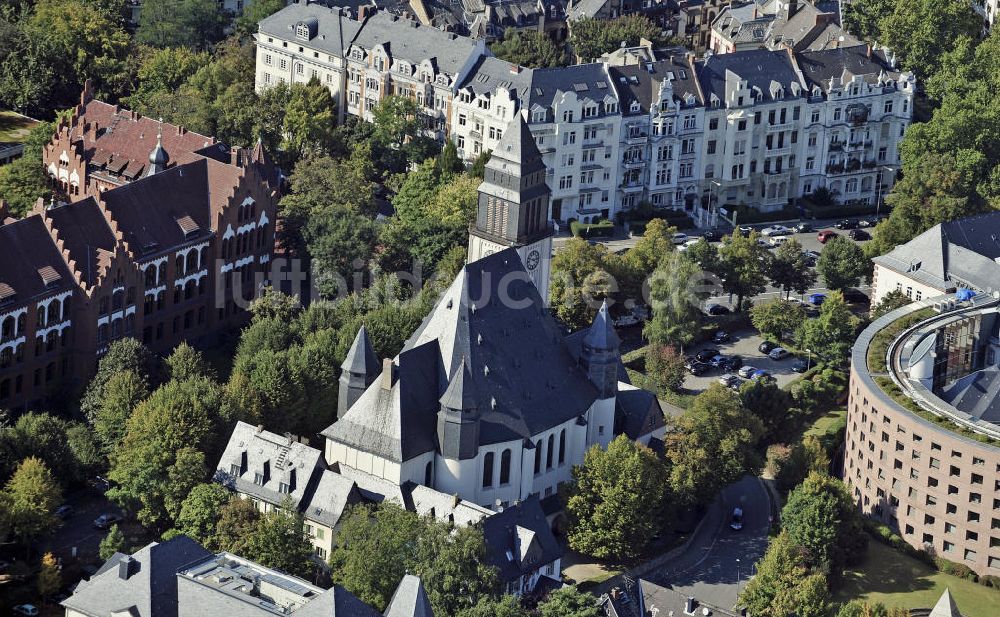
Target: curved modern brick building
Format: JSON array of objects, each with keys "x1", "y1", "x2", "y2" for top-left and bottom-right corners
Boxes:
[{"x1": 846, "y1": 293, "x2": 1000, "y2": 576}]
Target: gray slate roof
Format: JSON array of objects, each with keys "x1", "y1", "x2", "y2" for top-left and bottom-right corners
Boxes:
[
  {"x1": 351, "y1": 10, "x2": 481, "y2": 76},
  {"x1": 601, "y1": 577, "x2": 738, "y2": 617},
  {"x1": 528, "y1": 63, "x2": 617, "y2": 110},
  {"x1": 615, "y1": 383, "x2": 666, "y2": 441},
  {"x1": 258, "y1": 4, "x2": 364, "y2": 57},
  {"x1": 481, "y1": 495, "x2": 563, "y2": 582},
  {"x1": 609, "y1": 55, "x2": 703, "y2": 116},
  {"x1": 941, "y1": 367, "x2": 1000, "y2": 424},
  {"x1": 342, "y1": 324, "x2": 380, "y2": 374},
  {"x1": 696, "y1": 48, "x2": 803, "y2": 102},
  {"x1": 384, "y1": 575, "x2": 434, "y2": 617},
  {"x1": 797, "y1": 44, "x2": 900, "y2": 93},
  {"x1": 872, "y1": 212, "x2": 1000, "y2": 293},
  {"x1": 458, "y1": 55, "x2": 534, "y2": 100},
  {"x1": 61, "y1": 536, "x2": 213, "y2": 617}
]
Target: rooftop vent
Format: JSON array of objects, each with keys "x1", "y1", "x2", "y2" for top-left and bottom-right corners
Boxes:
[{"x1": 37, "y1": 266, "x2": 61, "y2": 287}]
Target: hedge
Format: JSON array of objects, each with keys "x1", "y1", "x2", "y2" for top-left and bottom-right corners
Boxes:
[
  {"x1": 721, "y1": 204, "x2": 800, "y2": 225},
  {"x1": 629, "y1": 213, "x2": 695, "y2": 234},
  {"x1": 803, "y1": 202, "x2": 887, "y2": 220},
  {"x1": 569, "y1": 219, "x2": 615, "y2": 238}
]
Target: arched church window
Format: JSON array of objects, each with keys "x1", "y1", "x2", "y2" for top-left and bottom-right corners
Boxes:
[
  {"x1": 499, "y1": 449, "x2": 511, "y2": 485},
  {"x1": 482, "y1": 452, "x2": 494, "y2": 488}
]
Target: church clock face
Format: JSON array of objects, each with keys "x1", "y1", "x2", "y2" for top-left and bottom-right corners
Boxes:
[{"x1": 526, "y1": 249, "x2": 540, "y2": 271}]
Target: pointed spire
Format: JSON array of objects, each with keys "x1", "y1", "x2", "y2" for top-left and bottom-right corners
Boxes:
[
  {"x1": 384, "y1": 574, "x2": 434, "y2": 617},
  {"x1": 341, "y1": 325, "x2": 379, "y2": 375},
  {"x1": 929, "y1": 588, "x2": 962, "y2": 617},
  {"x1": 490, "y1": 111, "x2": 542, "y2": 168},
  {"x1": 584, "y1": 300, "x2": 620, "y2": 350},
  {"x1": 439, "y1": 357, "x2": 478, "y2": 412},
  {"x1": 146, "y1": 119, "x2": 168, "y2": 177}
]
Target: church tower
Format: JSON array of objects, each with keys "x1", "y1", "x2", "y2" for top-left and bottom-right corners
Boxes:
[
  {"x1": 468, "y1": 112, "x2": 554, "y2": 301},
  {"x1": 337, "y1": 325, "x2": 379, "y2": 419},
  {"x1": 436, "y1": 357, "x2": 480, "y2": 460},
  {"x1": 581, "y1": 301, "x2": 621, "y2": 400}
]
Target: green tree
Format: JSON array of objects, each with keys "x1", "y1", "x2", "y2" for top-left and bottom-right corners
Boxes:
[
  {"x1": 774, "y1": 436, "x2": 830, "y2": 492},
  {"x1": 7, "y1": 412, "x2": 80, "y2": 486},
  {"x1": 460, "y1": 595, "x2": 528, "y2": 617},
  {"x1": 842, "y1": 0, "x2": 894, "y2": 42},
  {"x1": 549, "y1": 238, "x2": 613, "y2": 330},
  {"x1": 569, "y1": 15, "x2": 676, "y2": 61},
  {"x1": 80, "y1": 338, "x2": 159, "y2": 422},
  {"x1": 305, "y1": 207, "x2": 378, "y2": 298},
  {"x1": 750, "y1": 300, "x2": 806, "y2": 343},
  {"x1": 66, "y1": 422, "x2": 104, "y2": 479},
  {"x1": 768, "y1": 238, "x2": 816, "y2": 299},
  {"x1": 235, "y1": 0, "x2": 285, "y2": 38},
  {"x1": 4, "y1": 457, "x2": 61, "y2": 546},
  {"x1": 0, "y1": 120, "x2": 54, "y2": 217},
  {"x1": 90, "y1": 370, "x2": 149, "y2": 456},
  {"x1": 166, "y1": 342, "x2": 216, "y2": 382},
  {"x1": 38, "y1": 551, "x2": 62, "y2": 600},
  {"x1": 137, "y1": 0, "x2": 226, "y2": 50},
  {"x1": 739, "y1": 530, "x2": 830, "y2": 617},
  {"x1": 372, "y1": 95, "x2": 420, "y2": 148},
  {"x1": 871, "y1": 289, "x2": 912, "y2": 319},
  {"x1": 244, "y1": 506, "x2": 315, "y2": 579},
  {"x1": 99, "y1": 523, "x2": 127, "y2": 560},
  {"x1": 876, "y1": 0, "x2": 981, "y2": 77},
  {"x1": 538, "y1": 586, "x2": 601, "y2": 617},
  {"x1": 213, "y1": 496, "x2": 260, "y2": 556},
  {"x1": 438, "y1": 138, "x2": 464, "y2": 176},
  {"x1": 565, "y1": 435, "x2": 670, "y2": 561},
  {"x1": 782, "y1": 472, "x2": 867, "y2": 570},
  {"x1": 413, "y1": 522, "x2": 498, "y2": 616},
  {"x1": 176, "y1": 483, "x2": 231, "y2": 547},
  {"x1": 665, "y1": 384, "x2": 764, "y2": 506},
  {"x1": 739, "y1": 379, "x2": 796, "y2": 442},
  {"x1": 643, "y1": 250, "x2": 702, "y2": 349},
  {"x1": 817, "y1": 236, "x2": 868, "y2": 291},
  {"x1": 644, "y1": 344, "x2": 687, "y2": 396},
  {"x1": 126, "y1": 46, "x2": 211, "y2": 114},
  {"x1": 282, "y1": 78, "x2": 338, "y2": 157},
  {"x1": 107, "y1": 377, "x2": 222, "y2": 529},
  {"x1": 718, "y1": 231, "x2": 770, "y2": 311},
  {"x1": 796, "y1": 292, "x2": 861, "y2": 365},
  {"x1": 491, "y1": 28, "x2": 566, "y2": 68}
]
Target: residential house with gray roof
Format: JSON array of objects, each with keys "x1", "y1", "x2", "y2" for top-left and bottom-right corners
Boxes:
[
  {"x1": 709, "y1": 0, "x2": 859, "y2": 55},
  {"x1": 482, "y1": 496, "x2": 563, "y2": 595}
]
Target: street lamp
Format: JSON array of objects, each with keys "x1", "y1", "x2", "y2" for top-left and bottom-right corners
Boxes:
[
  {"x1": 707, "y1": 179, "x2": 722, "y2": 228},
  {"x1": 736, "y1": 558, "x2": 742, "y2": 594},
  {"x1": 874, "y1": 165, "x2": 894, "y2": 217},
  {"x1": 806, "y1": 348, "x2": 812, "y2": 371}
]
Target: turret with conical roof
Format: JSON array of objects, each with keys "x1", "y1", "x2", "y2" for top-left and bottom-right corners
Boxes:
[
  {"x1": 436, "y1": 357, "x2": 480, "y2": 460},
  {"x1": 337, "y1": 325, "x2": 380, "y2": 419},
  {"x1": 384, "y1": 574, "x2": 434, "y2": 617},
  {"x1": 581, "y1": 300, "x2": 621, "y2": 399},
  {"x1": 146, "y1": 123, "x2": 168, "y2": 177}
]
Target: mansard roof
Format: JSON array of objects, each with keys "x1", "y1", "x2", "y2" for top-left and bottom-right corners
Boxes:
[
  {"x1": 257, "y1": 3, "x2": 364, "y2": 58},
  {"x1": 458, "y1": 55, "x2": 533, "y2": 100},
  {"x1": 609, "y1": 55, "x2": 703, "y2": 115},
  {"x1": 696, "y1": 48, "x2": 803, "y2": 103},
  {"x1": 351, "y1": 11, "x2": 480, "y2": 76},
  {"x1": 796, "y1": 44, "x2": 904, "y2": 93},
  {"x1": 528, "y1": 63, "x2": 617, "y2": 109}
]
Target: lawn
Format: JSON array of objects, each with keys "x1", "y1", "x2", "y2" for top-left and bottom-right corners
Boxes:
[
  {"x1": 835, "y1": 540, "x2": 1000, "y2": 617},
  {"x1": 0, "y1": 110, "x2": 39, "y2": 144},
  {"x1": 804, "y1": 407, "x2": 847, "y2": 439}
]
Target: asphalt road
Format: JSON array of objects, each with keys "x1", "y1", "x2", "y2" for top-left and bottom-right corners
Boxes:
[{"x1": 647, "y1": 474, "x2": 772, "y2": 611}]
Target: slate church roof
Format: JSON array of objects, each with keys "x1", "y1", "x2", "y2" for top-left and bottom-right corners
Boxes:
[
  {"x1": 323, "y1": 248, "x2": 600, "y2": 459},
  {"x1": 384, "y1": 575, "x2": 434, "y2": 617},
  {"x1": 481, "y1": 496, "x2": 562, "y2": 582}
]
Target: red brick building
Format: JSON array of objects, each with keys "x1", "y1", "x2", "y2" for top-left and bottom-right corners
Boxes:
[{"x1": 0, "y1": 86, "x2": 278, "y2": 414}]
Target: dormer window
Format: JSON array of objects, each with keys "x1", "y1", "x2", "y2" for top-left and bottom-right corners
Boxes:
[
  {"x1": 230, "y1": 464, "x2": 241, "y2": 476},
  {"x1": 295, "y1": 19, "x2": 317, "y2": 41},
  {"x1": 278, "y1": 482, "x2": 291, "y2": 494},
  {"x1": 254, "y1": 472, "x2": 265, "y2": 486}
]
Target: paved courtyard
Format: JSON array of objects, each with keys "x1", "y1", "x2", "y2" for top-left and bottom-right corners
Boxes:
[{"x1": 683, "y1": 327, "x2": 808, "y2": 393}]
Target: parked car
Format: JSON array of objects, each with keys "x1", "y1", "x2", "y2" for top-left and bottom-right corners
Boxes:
[
  {"x1": 706, "y1": 303, "x2": 730, "y2": 316},
  {"x1": 695, "y1": 348, "x2": 720, "y2": 362},
  {"x1": 713, "y1": 330, "x2": 731, "y2": 343},
  {"x1": 795, "y1": 222, "x2": 813, "y2": 233},
  {"x1": 761, "y1": 224, "x2": 791, "y2": 237},
  {"x1": 758, "y1": 340, "x2": 778, "y2": 354},
  {"x1": 730, "y1": 507, "x2": 744, "y2": 531},
  {"x1": 688, "y1": 362, "x2": 710, "y2": 376},
  {"x1": 792, "y1": 358, "x2": 811, "y2": 373},
  {"x1": 817, "y1": 229, "x2": 839, "y2": 243},
  {"x1": 709, "y1": 354, "x2": 728, "y2": 368},
  {"x1": 718, "y1": 374, "x2": 740, "y2": 388},
  {"x1": 702, "y1": 229, "x2": 721, "y2": 242},
  {"x1": 751, "y1": 369, "x2": 773, "y2": 381},
  {"x1": 769, "y1": 235, "x2": 789, "y2": 247},
  {"x1": 683, "y1": 237, "x2": 702, "y2": 247},
  {"x1": 738, "y1": 225, "x2": 754, "y2": 236},
  {"x1": 858, "y1": 219, "x2": 874, "y2": 228},
  {"x1": 808, "y1": 293, "x2": 827, "y2": 306},
  {"x1": 721, "y1": 355, "x2": 743, "y2": 371},
  {"x1": 55, "y1": 504, "x2": 74, "y2": 519},
  {"x1": 768, "y1": 347, "x2": 790, "y2": 360},
  {"x1": 737, "y1": 365, "x2": 758, "y2": 379},
  {"x1": 93, "y1": 513, "x2": 121, "y2": 530},
  {"x1": 842, "y1": 288, "x2": 870, "y2": 304},
  {"x1": 835, "y1": 219, "x2": 859, "y2": 230},
  {"x1": 671, "y1": 232, "x2": 689, "y2": 245},
  {"x1": 849, "y1": 228, "x2": 870, "y2": 241},
  {"x1": 13, "y1": 605, "x2": 39, "y2": 616}
]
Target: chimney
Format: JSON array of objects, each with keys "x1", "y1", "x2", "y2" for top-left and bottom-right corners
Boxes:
[
  {"x1": 381, "y1": 358, "x2": 396, "y2": 390},
  {"x1": 256, "y1": 424, "x2": 264, "y2": 433},
  {"x1": 118, "y1": 556, "x2": 136, "y2": 580},
  {"x1": 177, "y1": 125, "x2": 186, "y2": 136},
  {"x1": 610, "y1": 588, "x2": 619, "y2": 600},
  {"x1": 867, "y1": 44, "x2": 873, "y2": 59},
  {"x1": 358, "y1": 4, "x2": 369, "y2": 20},
  {"x1": 685, "y1": 597, "x2": 696, "y2": 614},
  {"x1": 80, "y1": 79, "x2": 94, "y2": 106},
  {"x1": 509, "y1": 63, "x2": 521, "y2": 74}
]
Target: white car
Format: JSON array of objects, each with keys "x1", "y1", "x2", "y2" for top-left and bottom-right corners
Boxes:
[
  {"x1": 761, "y1": 225, "x2": 791, "y2": 237},
  {"x1": 769, "y1": 235, "x2": 789, "y2": 247},
  {"x1": 683, "y1": 237, "x2": 702, "y2": 247},
  {"x1": 671, "y1": 233, "x2": 689, "y2": 245}
]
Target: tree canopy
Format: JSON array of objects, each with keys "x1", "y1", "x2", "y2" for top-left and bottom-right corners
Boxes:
[
  {"x1": 491, "y1": 28, "x2": 567, "y2": 68},
  {"x1": 570, "y1": 15, "x2": 679, "y2": 62},
  {"x1": 816, "y1": 236, "x2": 869, "y2": 291}
]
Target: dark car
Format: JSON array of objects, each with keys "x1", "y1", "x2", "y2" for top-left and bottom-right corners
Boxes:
[
  {"x1": 55, "y1": 504, "x2": 74, "y2": 520},
  {"x1": 849, "y1": 228, "x2": 870, "y2": 241},
  {"x1": 758, "y1": 341, "x2": 778, "y2": 354},
  {"x1": 792, "y1": 358, "x2": 811, "y2": 373},
  {"x1": 795, "y1": 222, "x2": 813, "y2": 233},
  {"x1": 688, "y1": 362, "x2": 710, "y2": 376},
  {"x1": 706, "y1": 304, "x2": 731, "y2": 316},
  {"x1": 695, "y1": 348, "x2": 720, "y2": 362},
  {"x1": 702, "y1": 230, "x2": 721, "y2": 242},
  {"x1": 93, "y1": 513, "x2": 121, "y2": 530},
  {"x1": 730, "y1": 507, "x2": 744, "y2": 531},
  {"x1": 722, "y1": 355, "x2": 743, "y2": 371},
  {"x1": 713, "y1": 330, "x2": 731, "y2": 343},
  {"x1": 842, "y1": 288, "x2": 870, "y2": 304},
  {"x1": 835, "y1": 219, "x2": 859, "y2": 230},
  {"x1": 738, "y1": 225, "x2": 754, "y2": 236}
]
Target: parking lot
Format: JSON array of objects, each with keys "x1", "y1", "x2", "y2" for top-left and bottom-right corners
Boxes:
[{"x1": 682, "y1": 326, "x2": 809, "y2": 393}]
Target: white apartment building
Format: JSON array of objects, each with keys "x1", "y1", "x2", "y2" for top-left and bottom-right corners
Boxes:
[
  {"x1": 609, "y1": 54, "x2": 707, "y2": 222},
  {"x1": 448, "y1": 56, "x2": 532, "y2": 161}
]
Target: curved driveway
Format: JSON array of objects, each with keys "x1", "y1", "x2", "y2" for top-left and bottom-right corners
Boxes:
[{"x1": 647, "y1": 475, "x2": 772, "y2": 611}]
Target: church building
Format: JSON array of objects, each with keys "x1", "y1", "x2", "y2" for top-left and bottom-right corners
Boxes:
[{"x1": 321, "y1": 113, "x2": 665, "y2": 511}]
